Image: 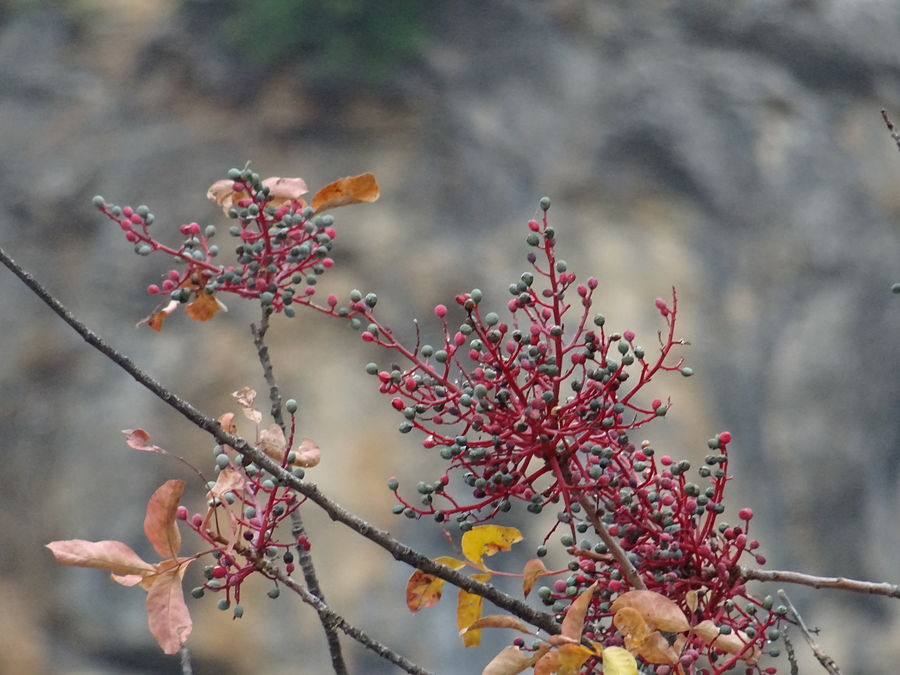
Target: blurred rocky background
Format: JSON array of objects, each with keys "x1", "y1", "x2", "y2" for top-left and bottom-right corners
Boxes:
[{"x1": 1, "y1": 0, "x2": 899, "y2": 672}]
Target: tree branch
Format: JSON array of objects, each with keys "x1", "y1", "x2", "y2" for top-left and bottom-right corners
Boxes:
[
  {"x1": 262, "y1": 562, "x2": 434, "y2": 675},
  {"x1": 0, "y1": 244, "x2": 559, "y2": 638},
  {"x1": 251, "y1": 309, "x2": 347, "y2": 675},
  {"x1": 777, "y1": 589, "x2": 842, "y2": 674},
  {"x1": 740, "y1": 566, "x2": 900, "y2": 598}
]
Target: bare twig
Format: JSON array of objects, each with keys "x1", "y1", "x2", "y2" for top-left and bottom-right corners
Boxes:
[
  {"x1": 740, "y1": 566, "x2": 900, "y2": 598},
  {"x1": 263, "y1": 562, "x2": 434, "y2": 675},
  {"x1": 777, "y1": 589, "x2": 842, "y2": 674},
  {"x1": 881, "y1": 109, "x2": 900, "y2": 152},
  {"x1": 577, "y1": 494, "x2": 646, "y2": 590},
  {"x1": 783, "y1": 628, "x2": 799, "y2": 675},
  {"x1": 251, "y1": 309, "x2": 348, "y2": 675},
  {"x1": 179, "y1": 645, "x2": 192, "y2": 675},
  {"x1": 0, "y1": 245, "x2": 559, "y2": 637}
]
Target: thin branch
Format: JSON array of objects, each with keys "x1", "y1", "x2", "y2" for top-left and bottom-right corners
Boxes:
[
  {"x1": 251, "y1": 309, "x2": 347, "y2": 675},
  {"x1": 263, "y1": 562, "x2": 434, "y2": 675},
  {"x1": 881, "y1": 109, "x2": 900, "y2": 152},
  {"x1": 783, "y1": 628, "x2": 799, "y2": 675},
  {"x1": 577, "y1": 494, "x2": 646, "y2": 590},
  {"x1": 0, "y1": 245, "x2": 559, "y2": 636},
  {"x1": 179, "y1": 645, "x2": 192, "y2": 675},
  {"x1": 777, "y1": 589, "x2": 842, "y2": 675},
  {"x1": 740, "y1": 566, "x2": 900, "y2": 598}
]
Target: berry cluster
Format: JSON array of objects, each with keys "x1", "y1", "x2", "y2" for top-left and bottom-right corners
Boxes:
[
  {"x1": 323, "y1": 200, "x2": 784, "y2": 672},
  {"x1": 533, "y1": 432, "x2": 784, "y2": 673},
  {"x1": 179, "y1": 394, "x2": 315, "y2": 615},
  {"x1": 94, "y1": 168, "x2": 337, "y2": 326},
  {"x1": 330, "y1": 200, "x2": 688, "y2": 527}
]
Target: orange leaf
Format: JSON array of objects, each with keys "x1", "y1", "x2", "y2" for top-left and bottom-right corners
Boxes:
[
  {"x1": 461, "y1": 525, "x2": 523, "y2": 567},
  {"x1": 482, "y1": 645, "x2": 549, "y2": 675},
  {"x1": 610, "y1": 590, "x2": 690, "y2": 632},
  {"x1": 145, "y1": 566, "x2": 192, "y2": 654},
  {"x1": 458, "y1": 572, "x2": 491, "y2": 647},
  {"x1": 46, "y1": 539, "x2": 155, "y2": 578},
  {"x1": 534, "y1": 649, "x2": 561, "y2": 675},
  {"x1": 464, "y1": 615, "x2": 534, "y2": 636},
  {"x1": 561, "y1": 582, "x2": 597, "y2": 641},
  {"x1": 522, "y1": 558, "x2": 549, "y2": 598},
  {"x1": 144, "y1": 480, "x2": 184, "y2": 560},
  {"x1": 405, "y1": 556, "x2": 466, "y2": 611},
  {"x1": 185, "y1": 291, "x2": 222, "y2": 322},
  {"x1": 312, "y1": 172, "x2": 380, "y2": 213}
]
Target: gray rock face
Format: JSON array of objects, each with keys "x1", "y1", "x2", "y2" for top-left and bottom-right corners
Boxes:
[{"x1": 2, "y1": 1, "x2": 899, "y2": 672}]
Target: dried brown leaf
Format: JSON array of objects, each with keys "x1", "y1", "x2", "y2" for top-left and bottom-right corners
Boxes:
[
  {"x1": 144, "y1": 480, "x2": 184, "y2": 560},
  {"x1": 610, "y1": 589, "x2": 690, "y2": 633},
  {"x1": 312, "y1": 172, "x2": 380, "y2": 213},
  {"x1": 522, "y1": 558, "x2": 549, "y2": 598},
  {"x1": 561, "y1": 582, "x2": 597, "y2": 641},
  {"x1": 146, "y1": 566, "x2": 192, "y2": 654}
]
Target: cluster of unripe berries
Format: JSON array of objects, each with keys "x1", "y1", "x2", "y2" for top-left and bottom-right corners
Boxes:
[
  {"x1": 174, "y1": 402, "x2": 310, "y2": 617},
  {"x1": 94, "y1": 167, "x2": 337, "y2": 318}
]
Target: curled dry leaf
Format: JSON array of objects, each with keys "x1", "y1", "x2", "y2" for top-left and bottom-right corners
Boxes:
[
  {"x1": 693, "y1": 620, "x2": 761, "y2": 665},
  {"x1": 145, "y1": 564, "x2": 193, "y2": 654},
  {"x1": 610, "y1": 589, "x2": 690, "y2": 633},
  {"x1": 522, "y1": 558, "x2": 549, "y2": 598},
  {"x1": 185, "y1": 291, "x2": 225, "y2": 322},
  {"x1": 258, "y1": 424, "x2": 287, "y2": 460},
  {"x1": 614, "y1": 607, "x2": 679, "y2": 665},
  {"x1": 312, "y1": 172, "x2": 380, "y2": 213},
  {"x1": 291, "y1": 437, "x2": 321, "y2": 468},
  {"x1": 144, "y1": 480, "x2": 184, "y2": 560},
  {"x1": 123, "y1": 429, "x2": 164, "y2": 453},
  {"x1": 405, "y1": 556, "x2": 467, "y2": 612},
  {"x1": 561, "y1": 582, "x2": 597, "y2": 641},
  {"x1": 46, "y1": 539, "x2": 155, "y2": 579},
  {"x1": 462, "y1": 615, "x2": 534, "y2": 636},
  {"x1": 207, "y1": 176, "x2": 309, "y2": 216},
  {"x1": 138, "y1": 299, "x2": 179, "y2": 332},
  {"x1": 218, "y1": 412, "x2": 237, "y2": 435}
]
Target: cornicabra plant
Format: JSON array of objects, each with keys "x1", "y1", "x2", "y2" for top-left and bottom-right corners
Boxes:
[{"x1": 0, "y1": 161, "x2": 895, "y2": 674}]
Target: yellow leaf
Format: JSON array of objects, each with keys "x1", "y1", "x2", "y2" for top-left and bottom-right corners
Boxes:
[
  {"x1": 522, "y1": 558, "x2": 549, "y2": 598},
  {"x1": 458, "y1": 573, "x2": 491, "y2": 646},
  {"x1": 312, "y1": 172, "x2": 380, "y2": 213},
  {"x1": 610, "y1": 590, "x2": 690, "y2": 632},
  {"x1": 461, "y1": 525, "x2": 523, "y2": 567},
  {"x1": 601, "y1": 646, "x2": 638, "y2": 675},
  {"x1": 561, "y1": 582, "x2": 597, "y2": 641},
  {"x1": 405, "y1": 556, "x2": 467, "y2": 612},
  {"x1": 555, "y1": 643, "x2": 596, "y2": 674}
]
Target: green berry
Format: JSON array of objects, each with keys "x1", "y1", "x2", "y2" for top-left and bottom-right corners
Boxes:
[
  {"x1": 285, "y1": 399, "x2": 298, "y2": 414},
  {"x1": 539, "y1": 196, "x2": 551, "y2": 211}
]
